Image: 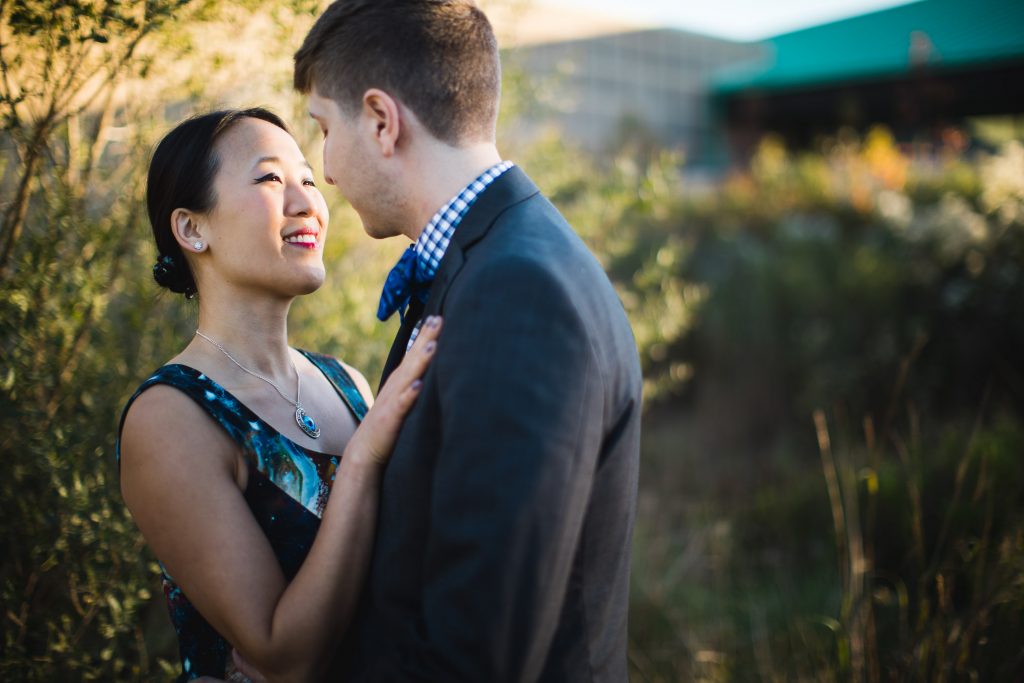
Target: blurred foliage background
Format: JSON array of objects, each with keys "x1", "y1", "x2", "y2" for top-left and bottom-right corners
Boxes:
[{"x1": 1, "y1": 0, "x2": 1022, "y2": 681}]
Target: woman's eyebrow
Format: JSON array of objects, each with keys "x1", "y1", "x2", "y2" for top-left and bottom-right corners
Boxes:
[{"x1": 253, "y1": 156, "x2": 314, "y2": 171}]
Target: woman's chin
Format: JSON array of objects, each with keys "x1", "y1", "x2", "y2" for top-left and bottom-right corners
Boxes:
[{"x1": 292, "y1": 268, "x2": 326, "y2": 295}]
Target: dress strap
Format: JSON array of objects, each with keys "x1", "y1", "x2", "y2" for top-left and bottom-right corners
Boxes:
[
  {"x1": 115, "y1": 365, "x2": 260, "y2": 465},
  {"x1": 297, "y1": 350, "x2": 370, "y2": 422},
  {"x1": 116, "y1": 352, "x2": 369, "y2": 466}
]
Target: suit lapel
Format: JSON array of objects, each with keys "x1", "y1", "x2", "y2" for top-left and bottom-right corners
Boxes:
[
  {"x1": 378, "y1": 166, "x2": 540, "y2": 389},
  {"x1": 379, "y1": 297, "x2": 425, "y2": 390},
  {"x1": 422, "y1": 166, "x2": 539, "y2": 316}
]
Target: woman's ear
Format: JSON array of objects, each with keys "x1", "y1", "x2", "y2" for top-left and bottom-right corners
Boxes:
[
  {"x1": 171, "y1": 209, "x2": 207, "y2": 253},
  {"x1": 362, "y1": 88, "x2": 402, "y2": 157}
]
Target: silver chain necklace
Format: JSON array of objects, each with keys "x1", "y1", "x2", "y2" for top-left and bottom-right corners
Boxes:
[{"x1": 194, "y1": 330, "x2": 321, "y2": 439}]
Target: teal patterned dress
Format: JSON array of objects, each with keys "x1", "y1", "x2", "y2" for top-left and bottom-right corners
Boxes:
[{"x1": 116, "y1": 350, "x2": 369, "y2": 682}]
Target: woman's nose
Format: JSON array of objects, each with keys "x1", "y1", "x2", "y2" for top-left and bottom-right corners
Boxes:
[{"x1": 286, "y1": 183, "x2": 316, "y2": 217}]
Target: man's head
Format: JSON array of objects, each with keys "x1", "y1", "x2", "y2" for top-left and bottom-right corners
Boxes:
[
  {"x1": 295, "y1": 0, "x2": 500, "y2": 146},
  {"x1": 295, "y1": 1, "x2": 501, "y2": 238}
]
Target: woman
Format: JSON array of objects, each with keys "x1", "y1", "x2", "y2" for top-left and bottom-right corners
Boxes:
[{"x1": 117, "y1": 108, "x2": 438, "y2": 682}]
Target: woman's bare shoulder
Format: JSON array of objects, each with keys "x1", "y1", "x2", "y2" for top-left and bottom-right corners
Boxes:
[{"x1": 120, "y1": 382, "x2": 239, "y2": 478}]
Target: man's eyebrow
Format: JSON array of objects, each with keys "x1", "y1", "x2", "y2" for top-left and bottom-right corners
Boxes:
[{"x1": 254, "y1": 155, "x2": 314, "y2": 171}]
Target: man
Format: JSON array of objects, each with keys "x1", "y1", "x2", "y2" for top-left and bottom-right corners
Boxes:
[{"x1": 294, "y1": 1, "x2": 642, "y2": 679}]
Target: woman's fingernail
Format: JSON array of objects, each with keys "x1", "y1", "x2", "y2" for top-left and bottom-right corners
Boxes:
[
  {"x1": 425, "y1": 341, "x2": 436, "y2": 353},
  {"x1": 428, "y1": 316, "x2": 440, "y2": 328},
  {"x1": 412, "y1": 379, "x2": 423, "y2": 390}
]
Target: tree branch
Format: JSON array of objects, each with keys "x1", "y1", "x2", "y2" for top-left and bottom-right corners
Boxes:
[{"x1": 0, "y1": 118, "x2": 50, "y2": 278}]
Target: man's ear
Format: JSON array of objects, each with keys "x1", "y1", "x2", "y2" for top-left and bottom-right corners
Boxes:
[
  {"x1": 362, "y1": 88, "x2": 402, "y2": 157},
  {"x1": 170, "y1": 209, "x2": 207, "y2": 253}
]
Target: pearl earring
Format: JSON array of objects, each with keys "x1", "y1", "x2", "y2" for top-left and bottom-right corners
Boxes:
[{"x1": 194, "y1": 241, "x2": 203, "y2": 250}]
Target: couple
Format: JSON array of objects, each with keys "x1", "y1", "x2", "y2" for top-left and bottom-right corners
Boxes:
[{"x1": 116, "y1": 1, "x2": 642, "y2": 681}]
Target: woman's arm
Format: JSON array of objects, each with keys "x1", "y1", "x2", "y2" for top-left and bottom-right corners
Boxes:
[{"x1": 120, "y1": 318, "x2": 441, "y2": 683}]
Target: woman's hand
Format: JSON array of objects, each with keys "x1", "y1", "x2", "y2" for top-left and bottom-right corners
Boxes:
[
  {"x1": 345, "y1": 315, "x2": 442, "y2": 467},
  {"x1": 229, "y1": 647, "x2": 268, "y2": 682}
]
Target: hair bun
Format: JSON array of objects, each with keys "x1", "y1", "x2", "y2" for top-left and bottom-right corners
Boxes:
[{"x1": 152, "y1": 254, "x2": 195, "y2": 298}]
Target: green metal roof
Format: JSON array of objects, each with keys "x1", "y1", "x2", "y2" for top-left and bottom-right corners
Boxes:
[{"x1": 714, "y1": 0, "x2": 1024, "y2": 94}]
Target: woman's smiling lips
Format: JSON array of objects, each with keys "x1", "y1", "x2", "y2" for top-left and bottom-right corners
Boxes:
[{"x1": 283, "y1": 227, "x2": 320, "y2": 249}]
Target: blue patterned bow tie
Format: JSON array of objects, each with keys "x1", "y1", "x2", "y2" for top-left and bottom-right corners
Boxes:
[{"x1": 377, "y1": 245, "x2": 433, "y2": 322}]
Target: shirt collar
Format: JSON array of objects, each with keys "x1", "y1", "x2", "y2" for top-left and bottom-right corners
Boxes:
[{"x1": 411, "y1": 160, "x2": 514, "y2": 280}]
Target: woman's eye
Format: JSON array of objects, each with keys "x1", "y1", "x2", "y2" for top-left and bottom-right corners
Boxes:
[
  {"x1": 303, "y1": 179, "x2": 317, "y2": 187},
  {"x1": 255, "y1": 173, "x2": 282, "y2": 184}
]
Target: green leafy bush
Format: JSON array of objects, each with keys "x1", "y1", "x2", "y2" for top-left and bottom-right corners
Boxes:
[{"x1": 629, "y1": 132, "x2": 1024, "y2": 682}]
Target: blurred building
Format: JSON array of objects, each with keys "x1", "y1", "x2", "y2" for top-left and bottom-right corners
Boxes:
[
  {"x1": 488, "y1": 0, "x2": 1024, "y2": 169},
  {"x1": 487, "y1": 3, "x2": 763, "y2": 169},
  {"x1": 713, "y1": 0, "x2": 1024, "y2": 156}
]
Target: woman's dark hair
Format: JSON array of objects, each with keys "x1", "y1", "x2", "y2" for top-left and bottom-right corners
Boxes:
[{"x1": 147, "y1": 107, "x2": 289, "y2": 298}]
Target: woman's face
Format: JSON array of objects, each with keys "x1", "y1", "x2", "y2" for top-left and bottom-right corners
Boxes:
[{"x1": 197, "y1": 117, "x2": 329, "y2": 299}]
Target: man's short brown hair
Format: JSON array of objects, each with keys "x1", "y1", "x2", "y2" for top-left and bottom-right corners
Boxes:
[{"x1": 294, "y1": 0, "x2": 500, "y2": 145}]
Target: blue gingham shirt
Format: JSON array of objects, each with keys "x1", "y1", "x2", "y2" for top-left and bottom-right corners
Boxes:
[{"x1": 406, "y1": 160, "x2": 515, "y2": 348}]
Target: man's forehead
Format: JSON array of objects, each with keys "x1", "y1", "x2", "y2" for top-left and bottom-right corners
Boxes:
[
  {"x1": 307, "y1": 93, "x2": 329, "y2": 118},
  {"x1": 308, "y1": 87, "x2": 347, "y2": 114},
  {"x1": 308, "y1": 86, "x2": 327, "y2": 102}
]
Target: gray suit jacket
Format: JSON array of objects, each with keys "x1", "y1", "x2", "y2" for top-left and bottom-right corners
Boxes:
[{"x1": 337, "y1": 166, "x2": 642, "y2": 681}]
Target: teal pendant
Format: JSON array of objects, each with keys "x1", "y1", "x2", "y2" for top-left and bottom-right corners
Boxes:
[{"x1": 295, "y1": 406, "x2": 321, "y2": 439}]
